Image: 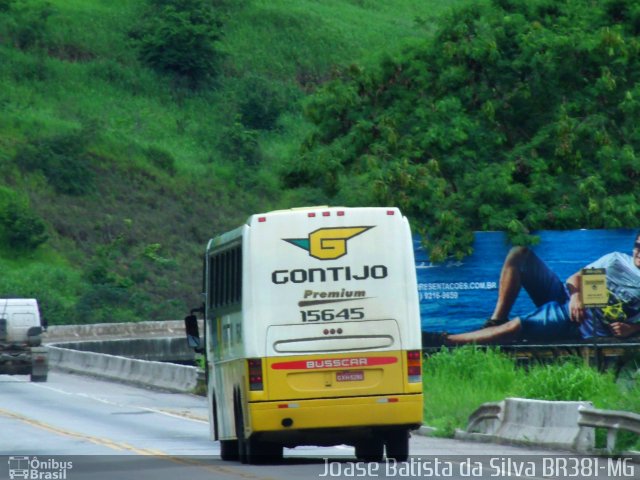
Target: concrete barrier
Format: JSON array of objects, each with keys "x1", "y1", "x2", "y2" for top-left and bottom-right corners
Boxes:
[
  {"x1": 42, "y1": 321, "x2": 207, "y2": 393},
  {"x1": 50, "y1": 337, "x2": 195, "y2": 363},
  {"x1": 47, "y1": 345, "x2": 199, "y2": 393},
  {"x1": 455, "y1": 398, "x2": 595, "y2": 452},
  {"x1": 43, "y1": 320, "x2": 190, "y2": 341}
]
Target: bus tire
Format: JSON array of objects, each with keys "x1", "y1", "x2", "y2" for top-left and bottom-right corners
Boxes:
[
  {"x1": 384, "y1": 429, "x2": 409, "y2": 462},
  {"x1": 245, "y1": 438, "x2": 281, "y2": 465},
  {"x1": 355, "y1": 437, "x2": 384, "y2": 463},
  {"x1": 220, "y1": 440, "x2": 239, "y2": 461},
  {"x1": 233, "y1": 390, "x2": 282, "y2": 465},
  {"x1": 257, "y1": 441, "x2": 283, "y2": 464},
  {"x1": 234, "y1": 396, "x2": 248, "y2": 464}
]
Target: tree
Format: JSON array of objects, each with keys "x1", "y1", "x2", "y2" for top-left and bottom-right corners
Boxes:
[
  {"x1": 283, "y1": 0, "x2": 640, "y2": 260},
  {"x1": 131, "y1": 0, "x2": 225, "y2": 87}
]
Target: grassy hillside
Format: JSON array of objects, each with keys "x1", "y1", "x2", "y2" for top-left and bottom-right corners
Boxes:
[{"x1": 0, "y1": 0, "x2": 469, "y2": 324}]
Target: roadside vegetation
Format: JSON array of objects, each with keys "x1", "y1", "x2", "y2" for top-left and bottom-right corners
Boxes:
[
  {"x1": 286, "y1": 0, "x2": 640, "y2": 260},
  {"x1": 0, "y1": 0, "x2": 466, "y2": 323},
  {"x1": 3, "y1": 0, "x2": 639, "y2": 322},
  {"x1": 2, "y1": 0, "x2": 639, "y2": 441},
  {"x1": 423, "y1": 346, "x2": 640, "y2": 450}
]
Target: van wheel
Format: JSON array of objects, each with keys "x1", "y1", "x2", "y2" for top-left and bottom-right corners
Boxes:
[
  {"x1": 355, "y1": 437, "x2": 384, "y2": 462},
  {"x1": 384, "y1": 429, "x2": 409, "y2": 462}
]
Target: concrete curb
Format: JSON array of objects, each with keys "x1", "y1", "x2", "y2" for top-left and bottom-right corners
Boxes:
[{"x1": 47, "y1": 345, "x2": 199, "y2": 393}]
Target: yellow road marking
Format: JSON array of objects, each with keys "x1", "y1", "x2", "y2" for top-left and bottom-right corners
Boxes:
[
  {"x1": 1, "y1": 407, "x2": 156, "y2": 455},
  {"x1": 0, "y1": 408, "x2": 277, "y2": 479}
]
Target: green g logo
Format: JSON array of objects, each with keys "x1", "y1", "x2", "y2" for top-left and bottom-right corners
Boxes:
[{"x1": 285, "y1": 227, "x2": 373, "y2": 260}]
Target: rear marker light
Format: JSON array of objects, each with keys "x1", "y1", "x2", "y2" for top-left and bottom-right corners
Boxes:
[
  {"x1": 258, "y1": 217, "x2": 266, "y2": 222},
  {"x1": 387, "y1": 210, "x2": 395, "y2": 215},
  {"x1": 308, "y1": 212, "x2": 316, "y2": 218},
  {"x1": 407, "y1": 350, "x2": 422, "y2": 383},
  {"x1": 323, "y1": 211, "x2": 330, "y2": 217},
  {"x1": 377, "y1": 398, "x2": 399, "y2": 403},
  {"x1": 248, "y1": 358, "x2": 264, "y2": 391}
]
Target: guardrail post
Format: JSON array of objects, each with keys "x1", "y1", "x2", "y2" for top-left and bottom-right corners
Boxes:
[{"x1": 606, "y1": 427, "x2": 618, "y2": 454}]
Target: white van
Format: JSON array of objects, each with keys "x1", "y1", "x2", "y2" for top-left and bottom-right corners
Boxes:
[{"x1": 0, "y1": 298, "x2": 48, "y2": 381}]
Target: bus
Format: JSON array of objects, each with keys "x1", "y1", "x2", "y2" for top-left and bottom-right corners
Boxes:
[{"x1": 184, "y1": 206, "x2": 423, "y2": 464}]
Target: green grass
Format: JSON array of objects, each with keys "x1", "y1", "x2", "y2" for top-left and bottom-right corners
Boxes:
[
  {"x1": 423, "y1": 346, "x2": 518, "y2": 436},
  {"x1": 423, "y1": 346, "x2": 640, "y2": 451}
]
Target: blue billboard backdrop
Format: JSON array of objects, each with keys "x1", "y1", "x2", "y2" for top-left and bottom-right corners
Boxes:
[{"x1": 414, "y1": 229, "x2": 640, "y2": 341}]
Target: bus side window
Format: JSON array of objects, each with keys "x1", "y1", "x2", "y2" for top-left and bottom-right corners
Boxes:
[{"x1": 208, "y1": 246, "x2": 242, "y2": 310}]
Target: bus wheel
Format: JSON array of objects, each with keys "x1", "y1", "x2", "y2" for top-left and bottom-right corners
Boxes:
[
  {"x1": 384, "y1": 429, "x2": 409, "y2": 462},
  {"x1": 355, "y1": 437, "x2": 384, "y2": 463},
  {"x1": 235, "y1": 401, "x2": 249, "y2": 464},
  {"x1": 234, "y1": 398, "x2": 282, "y2": 464},
  {"x1": 220, "y1": 440, "x2": 239, "y2": 461},
  {"x1": 246, "y1": 439, "x2": 283, "y2": 465}
]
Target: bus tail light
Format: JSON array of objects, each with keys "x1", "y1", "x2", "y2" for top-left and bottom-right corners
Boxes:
[
  {"x1": 248, "y1": 358, "x2": 263, "y2": 391},
  {"x1": 407, "y1": 350, "x2": 422, "y2": 383}
]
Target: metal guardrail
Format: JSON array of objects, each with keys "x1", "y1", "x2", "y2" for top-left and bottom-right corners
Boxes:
[{"x1": 578, "y1": 406, "x2": 640, "y2": 453}]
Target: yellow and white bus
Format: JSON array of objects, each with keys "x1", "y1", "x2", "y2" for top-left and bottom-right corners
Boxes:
[{"x1": 185, "y1": 206, "x2": 423, "y2": 464}]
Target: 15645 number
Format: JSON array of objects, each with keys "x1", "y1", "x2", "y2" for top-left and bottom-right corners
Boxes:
[{"x1": 301, "y1": 307, "x2": 364, "y2": 322}]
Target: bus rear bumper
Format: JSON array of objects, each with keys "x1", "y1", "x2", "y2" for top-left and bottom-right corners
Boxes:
[{"x1": 249, "y1": 393, "x2": 423, "y2": 434}]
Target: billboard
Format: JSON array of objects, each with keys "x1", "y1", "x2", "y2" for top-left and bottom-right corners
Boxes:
[{"x1": 415, "y1": 229, "x2": 640, "y2": 346}]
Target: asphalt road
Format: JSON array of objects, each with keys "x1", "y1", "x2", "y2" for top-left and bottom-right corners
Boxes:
[{"x1": 0, "y1": 372, "x2": 635, "y2": 480}]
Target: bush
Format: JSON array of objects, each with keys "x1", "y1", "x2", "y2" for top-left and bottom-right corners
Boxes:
[
  {"x1": 0, "y1": 0, "x2": 54, "y2": 50},
  {"x1": 217, "y1": 117, "x2": 262, "y2": 165},
  {"x1": 15, "y1": 130, "x2": 95, "y2": 195},
  {"x1": 0, "y1": 201, "x2": 48, "y2": 251},
  {"x1": 130, "y1": 0, "x2": 225, "y2": 87},
  {"x1": 145, "y1": 146, "x2": 177, "y2": 175},
  {"x1": 0, "y1": 188, "x2": 48, "y2": 252},
  {"x1": 236, "y1": 75, "x2": 290, "y2": 130}
]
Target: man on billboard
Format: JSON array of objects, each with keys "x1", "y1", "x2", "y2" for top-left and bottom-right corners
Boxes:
[{"x1": 439, "y1": 232, "x2": 640, "y2": 345}]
